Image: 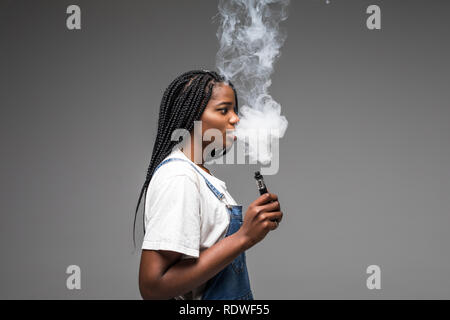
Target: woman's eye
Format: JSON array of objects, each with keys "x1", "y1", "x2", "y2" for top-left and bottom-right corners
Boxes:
[{"x1": 219, "y1": 108, "x2": 228, "y2": 115}]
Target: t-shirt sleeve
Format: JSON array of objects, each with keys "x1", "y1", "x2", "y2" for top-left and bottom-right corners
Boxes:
[{"x1": 142, "y1": 174, "x2": 201, "y2": 258}]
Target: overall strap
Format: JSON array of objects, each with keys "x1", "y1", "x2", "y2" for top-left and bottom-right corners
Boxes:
[{"x1": 154, "y1": 158, "x2": 225, "y2": 201}]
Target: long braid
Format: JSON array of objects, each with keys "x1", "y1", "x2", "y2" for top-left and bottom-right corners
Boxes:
[{"x1": 133, "y1": 70, "x2": 239, "y2": 249}]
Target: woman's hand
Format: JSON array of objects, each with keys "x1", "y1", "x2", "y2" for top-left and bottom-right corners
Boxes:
[
  {"x1": 237, "y1": 193, "x2": 283, "y2": 250},
  {"x1": 139, "y1": 193, "x2": 282, "y2": 299}
]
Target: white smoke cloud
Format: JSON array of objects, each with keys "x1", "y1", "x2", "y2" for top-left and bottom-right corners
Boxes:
[{"x1": 215, "y1": 0, "x2": 289, "y2": 164}]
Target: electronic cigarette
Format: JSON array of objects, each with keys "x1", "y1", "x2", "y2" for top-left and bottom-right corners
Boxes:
[
  {"x1": 254, "y1": 171, "x2": 280, "y2": 224},
  {"x1": 254, "y1": 171, "x2": 268, "y2": 195}
]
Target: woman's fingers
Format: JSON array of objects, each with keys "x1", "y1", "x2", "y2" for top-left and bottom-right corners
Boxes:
[
  {"x1": 253, "y1": 193, "x2": 278, "y2": 206},
  {"x1": 259, "y1": 200, "x2": 280, "y2": 213},
  {"x1": 267, "y1": 220, "x2": 278, "y2": 230},
  {"x1": 260, "y1": 211, "x2": 283, "y2": 223}
]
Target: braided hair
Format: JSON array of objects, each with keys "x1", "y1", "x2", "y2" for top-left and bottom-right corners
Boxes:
[{"x1": 133, "y1": 69, "x2": 239, "y2": 248}]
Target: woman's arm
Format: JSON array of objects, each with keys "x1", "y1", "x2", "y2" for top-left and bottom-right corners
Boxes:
[
  {"x1": 139, "y1": 193, "x2": 282, "y2": 300},
  {"x1": 139, "y1": 231, "x2": 247, "y2": 300}
]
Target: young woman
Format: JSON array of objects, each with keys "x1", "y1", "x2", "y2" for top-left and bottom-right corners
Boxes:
[{"x1": 136, "y1": 70, "x2": 283, "y2": 300}]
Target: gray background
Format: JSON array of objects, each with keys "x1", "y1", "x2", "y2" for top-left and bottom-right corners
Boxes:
[{"x1": 1, "y1": 0, "x2": 449, "y2": 299}]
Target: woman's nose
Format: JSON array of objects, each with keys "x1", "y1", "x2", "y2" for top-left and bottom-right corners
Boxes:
[{"x1": 230, "y1": 113, "x2": 240, "y2": 125}]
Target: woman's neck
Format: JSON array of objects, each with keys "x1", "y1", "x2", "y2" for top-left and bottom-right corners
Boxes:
[
  {"x1": 181, "y1": 139, "x2": 211, "y2": 175},
  {"x1": 197, "y1": 163, "x2": 211, "y2": 175}
]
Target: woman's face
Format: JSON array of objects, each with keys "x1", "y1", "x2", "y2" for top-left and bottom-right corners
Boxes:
[{"x1": 200, "y1": 82, "x2": 240, "y2": 152}]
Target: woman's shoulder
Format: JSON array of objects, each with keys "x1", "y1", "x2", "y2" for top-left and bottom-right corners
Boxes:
[{"x1": 151, "y1": 157, "x2": 202, "y2": 185}]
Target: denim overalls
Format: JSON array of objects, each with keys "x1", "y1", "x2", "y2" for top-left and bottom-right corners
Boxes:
[{"x1": 154, "y1": 158, "x2": 254, "y2": 300}]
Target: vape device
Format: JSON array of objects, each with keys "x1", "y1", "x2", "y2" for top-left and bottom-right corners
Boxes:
[
  {"x1": 254, "y1": 171, "x2": 280, "y2": 224},
  {"x1": 254, "y1": 171, "x2": 268, "y2": 195}
]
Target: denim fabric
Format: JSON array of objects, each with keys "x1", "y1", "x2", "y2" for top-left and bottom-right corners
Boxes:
[{"x1": 201, "y1": 204, "x2": 253, "y2": 300}]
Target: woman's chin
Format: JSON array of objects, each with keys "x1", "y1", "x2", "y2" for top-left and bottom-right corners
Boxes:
[
  {"x1": 224, "y1": 140, "x2": 235, "y2": 153},
  {"x1": 225, "y1": 136, "x2": 236, "y2": 147}
]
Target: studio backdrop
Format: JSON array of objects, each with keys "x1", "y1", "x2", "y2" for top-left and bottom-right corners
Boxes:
[{"x1": 1, "y1": 0, "x2": 449, "y2": 299}]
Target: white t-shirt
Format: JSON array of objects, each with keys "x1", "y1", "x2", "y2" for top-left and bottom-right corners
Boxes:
[{"x1": 142, "y1": 147, "x2": 238, "y2": 300}]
